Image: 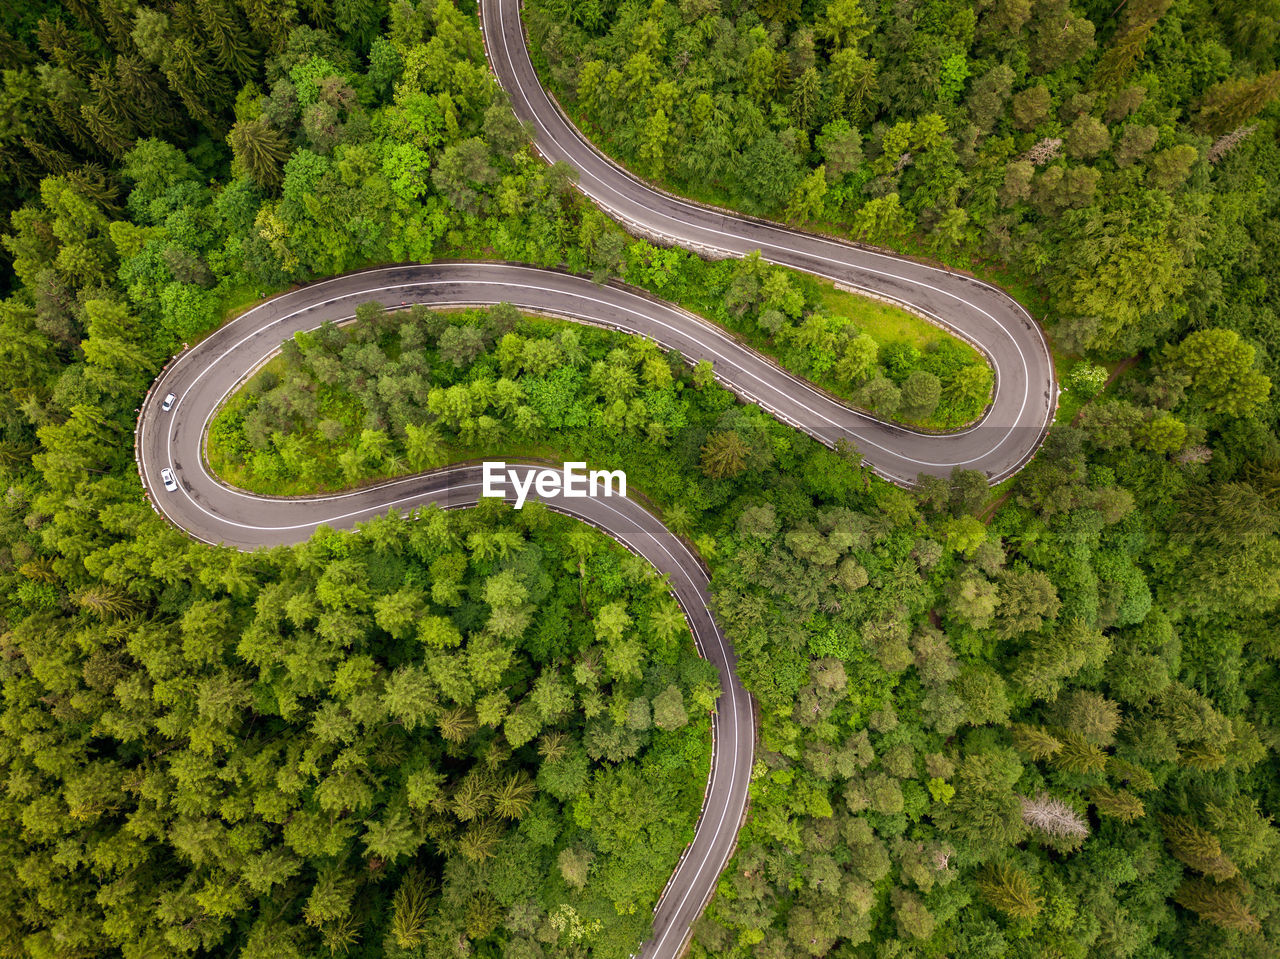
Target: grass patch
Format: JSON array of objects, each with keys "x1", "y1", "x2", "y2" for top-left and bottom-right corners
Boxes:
[{"x1": 814, "y1": 278, "x2": 981, "y2": 361}]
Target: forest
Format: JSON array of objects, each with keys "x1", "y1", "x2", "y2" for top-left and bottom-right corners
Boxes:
[{"x1": 1, "y1": 0, "x2": 1279, "y2": 957}]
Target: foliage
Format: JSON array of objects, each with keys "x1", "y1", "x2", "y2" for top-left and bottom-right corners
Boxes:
[{"x1": 2, "y1": 1, "x2": 1280, "y2": 958}]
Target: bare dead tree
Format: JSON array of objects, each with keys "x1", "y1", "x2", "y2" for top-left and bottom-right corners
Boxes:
[
  {"x1": 1207, "y1": 125, "x2": 1257, "y2": 165},
  {"x1": 1021, "y1": 137, "x2": 1063, "y2": 166},
  {"x1": 1019, "y1": 792, "x2": 1090, "y2": 839}
]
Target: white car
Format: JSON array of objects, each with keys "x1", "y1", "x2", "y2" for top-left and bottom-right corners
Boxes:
[
  {"x1": 161, "y1": 468, "x2": 178, "y2": 492},
  {"x1": 162, "y1": 392, "x2": 176, "y2": 412}
]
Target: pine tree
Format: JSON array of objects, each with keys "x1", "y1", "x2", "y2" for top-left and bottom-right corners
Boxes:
[
  {"x1": 228, "y1": 117, "x2": 291, "y2": 189},
  {"x1": 21, "y1": 136, "x2": 77, "y2": 177},
  {"x1": 319, "y1": 914, "x2": 361, "y2": 955},
  {"x1": 64, "y1": 165, "x2": 122, "y2": 213},
  {"x1": 0, "y1": 27, "x2": 32, "y2": 67},
  {"x1": 1091, "y1": 785, "x2": 1146, "y2": 823},
  {"x1": 700, "y1": 431, "x2": 750, "y2": 479},
  {"x1": 36, "y1": 19, "x2": 94, "y2": 78},
  {"x1": 1051, "y1": 729, "x2": 1109, "y2": 774},
  {"x1": 1203, "y1": 796, "x2": 1280, "y2": 870},
  {"x1": 17, "y1": 557, "x2": 58, "y2": 583},
  {"x1": 978, "y1": 862, "x2": 1043, "y2": 919},
  {"x1": 790, "y1": 66, "x2": 822, "y2": 130},
  {"x1": 464, "y1": 893, "x2": 502, "y2": 940},
  {"x1": 168, "y1": 36, "x2": 232, "y2": 114},
  {"x1": 1011, "y1": 723, "x2": 1062, "y2": 761},
  {"x1": 97, "y1": 0, "x2": 137, "y2": 49},
  {"x1": 816, "y1": 0, "x2": 871, "y2": 51},
  {"x1": 1060, "y1": 689, "x2": 1123, "y2": 746},
  {"x1": 1161, "y1": 814, "x2": 1238, "y2": 880},
  {"x1": 1179, "y1": 480, "x2": 1277, "y2": 547},
  {"x1": 1179, "y1": 740, "x2": 1227, "y2": 770},
  {"x1": 89, "y1": 66, "x2": 133, "y2": 133},
  {"x1": 40, "y1": 68, "x2": 100, "y2": 153},
  {"x1": 64, "y1": 0, "x2": 111, "y2": 44},
  {"x1": 298, "y1": 0, "x2": 337, "y2": 32},
  {"x1": 236, "y1": 0, "x2": 297, "y2": 52},
  {"x1": 81, "y1": 102, "x2": 132, "y2": 157},
  {"x1": 1175, "y1": 878, "x2": 1260, "y2": 932},
  {"x1": 115, "y1": 56, "x2": 185, "y2": 136},
  {"x1": 390, "y1": 870, "x2": 434, "y2": 948},
  {"x1": 199, "y1": 0, "x2": 259, "y2": 81},
  {"x1": 438, "y1": 706, "x2": 478, "y2": 745},
  {"x1": 73, "y1": 584, "x2": 140, "y2": 619},
  {"x1": 1196, "y1": 70, "x2": 1280, "y2": 135},
  {"x1": 538, "y1": 731, "x2": 568, "y2": 764},
  {"x1": 828, "y1": 47, "x2": 877, "y2": 120},
  {"x1": 492, "y1": 772, "x2": 535, "y2": 820},
  {"x1": 1092, "y1": 20, "x2": 1156, "y2": 90},
  {"x1": 458, "y1": 819, "x2": 502, "y2": 862}
]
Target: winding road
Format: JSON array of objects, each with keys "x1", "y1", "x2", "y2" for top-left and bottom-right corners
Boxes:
[
  {"x1": 481, "y1": 0, "x2": 1056, "y2": 486},
  {"x1": 137, "y1": 3, "x2": 1057, "y2": 956}
]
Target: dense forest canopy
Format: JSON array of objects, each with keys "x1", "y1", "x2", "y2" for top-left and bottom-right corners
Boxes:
[
  {"x1": 0, "y1": 0, "x2": 1279, "y2": 957},
  {"x1": 529, "y1": 0, "x2": 1280, "y2": 385}
]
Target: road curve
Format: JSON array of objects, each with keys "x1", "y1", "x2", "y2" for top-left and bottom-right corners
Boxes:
[
  {"x1": 480, "y1": 0, "x2": 1057, "y2": 485},
  {"x1": 137, "y1": 251, "x2": 1055, "y2": 955},
  {"x1": 136, "y1": 263, "x2": 762, "y2": 959},
  {"x1": 138, "y1": 1, "x2": 1059, "y2": 952}
]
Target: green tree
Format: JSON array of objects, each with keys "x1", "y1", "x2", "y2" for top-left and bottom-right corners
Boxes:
[
  {"x1": 1175, "y1": 878, "x2": 1261, "y2": 932},
  {"x1": 978, "y1": 862, "x2": 1043, "y2": 919},
  {"x1": 1196, "y1": 70, "x2": 1280, "y2": 134},
  {"x1": 1167, "y1": 328, "x2": 1271, "y2": 416},
  {"x1": 228, "y1": 118, "x2": 291, "y2": 189},
  {"x1": 899, "y1": 370, "x2": 941, "y2": 420},
  {"x1": 849, "y1": 192, "x2": 912, "y2": 244},
  {"x1": 700, "y1": 430, "x2": 750, "y2": 478},
  {"x1": 816, "y1": 0, "x2": 870, "y2": 51},
  {"x1": 652, "y1": 685, "x2": 689, "y2": 729},
  {"x1": 787, "y1": 165, "x2": 828, "y2": 221},
  {"x1": 1161, "y1": 815, "x2": 1238, "y2": 880}
]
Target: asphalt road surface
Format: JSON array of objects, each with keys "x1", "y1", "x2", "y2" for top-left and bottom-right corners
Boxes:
[
  {"x1": 480, "y1": 0, "x2": 1057, "y2": 486},
  {"x1": 136, "y1": 264, "x2": 762, "y2": 959},
  {"x1": 137, "y1": 3, "x2": 1058, "y2": 954}
]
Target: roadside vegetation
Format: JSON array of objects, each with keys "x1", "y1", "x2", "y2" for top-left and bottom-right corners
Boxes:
[
  {"x1": 1, "y1": 0, "x2": 1279, "y2": 957},
  {"x1": 622, "y1": 246, "x2": 992, "y2": 428}
]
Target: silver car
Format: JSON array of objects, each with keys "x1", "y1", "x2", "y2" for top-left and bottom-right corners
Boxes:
[
  {"x1": 161, "y1": 468, "x2": 178, "y2": 492},
  {"x1": 162, "y1": 392, "x2": 176, "y2": 412}
]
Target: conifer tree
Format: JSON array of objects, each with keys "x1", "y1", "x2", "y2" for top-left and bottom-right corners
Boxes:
[
  {"x1": 1161, "y1": 814, "x2": 1238, "y2": 880},
  {"x1": 199, "y1": 0, "x2": 259, "y2": 82},
  {"x1": 1174, "y1": 878, "x2": 1260, "y2": 932},
  {"x1": 1011, "y1": 723, "x2": 1062, "y2": 761},
  {"x1": 1019, "y1": 793, "x2": 1089, "y2": 840},
  {"x1": 700, "y1": 430, "x2": 750, "y2": 479},
  {"x1": 978, "y1": 862, "x2": 1043, "y2": 919},
  {"x1": 1051, "y1": 729, "x2": 1109, "y2": 775},
  {"x1": 391, "y1": 870, "x2": 434, "y2": 948},
  {"x1": 228, "y1": 117, "x2": 291, "y2": 189},
  {"x1": 1196, "y1": 70, "x2": 1280, "y2": 134},
  {"x1": 1091, "y1": 785, "x2": 1146, "y2": 823}
]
